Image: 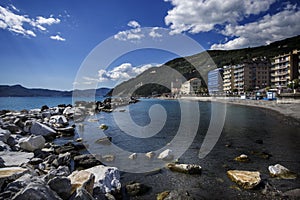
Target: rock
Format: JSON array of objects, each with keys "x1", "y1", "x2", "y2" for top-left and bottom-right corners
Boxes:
[
  {"x1": 53, "y1": 152, "x2": 71, "y2": 167},
  {"x1": 19, "y1": 135, "x2": 45, "y2": 152},
  {"x1": 12, "y1": 177, "x2": 62, "y2": 200},
  {"x1": 68, "y1": 170, "x2": 95, "y2": 195},
  {"x1": 268, "y1": 164, "x2": 297, "y2": 179},
  {"x1": 28, "y1": 158, "x2": 44, "y2": 165},
  {"x1": 0, "y1": 141, "x2": 11, "y2": 151},
  {"x1": 234, "y1": 154, "x2": 249, "y2": 162},
  {"x1": 63, "y1": 107, "x2": 75, "y2": 116},
  {"x1": 50, "y1": 115, "x2": 69, "y2": 127},
  {"x1": 30, "y1": 121, "x2": 57, "y2": 140},
  {"x1": 166, "y1": 163, "x2": 202, "y2": 174},
  {"x1": 2, "y1": 174, "x2": 33, "y2": 199},
  {"x1": 102, "y1": 154, "x2": 115, "y2": 162},
  {"x1": 95, "y1": 137, "x2": 111, "y2": 145},
  {"x1": 145, "y1": 151, "x2": 155, "y2": 159},
  {"x1": 41, "y1": 105, "x2": 49, "y2": 112},
  {"x1": 48, "y1": 176, "x2": 72, "y2": 200},
  {"x1": 0, "y1": 167, "x2": 29, "y2": 189},
  {"x1": 283, "y1": 188, "x2": 300, "y2": 198},
  {"x1": 73, "y1": 188, "x2": 95, "y2": 200},
  {"x1": 158, "y1": 149, "x2": 174, "y2": 161},
  {"x1": 0, "y1": 151, "x2": 34, "y2": 167},
  {"x1": 128, "y1": 153, "x2": 137, "y2": 160},
  {"x1": 0, "y1": 128, "x2": 11, "y2": 143},
  {"x1": 55, "y1": 142, "x2": 78, "y2": 154},
  {"x1": 76, "y1": 138, "x2": 83, "y2": 142},
  {"x1": 227, "y1": 170, "x2": 261, "y2": 189},
  {"x1": 157, "y1": 190, "x2": 194, "y2": 200},
  {"x1": 99, "y1": 124, "x2": 108, "y2": 130},
  {"x1": 85, "y1": 165, "x2": 121, "y2": 194},
  {"x1": 126, "y1": 182, "x2": 150, "y2": 196},
  {"x1": 44, "y1": 166, "x2": 71, "y2": 182},
  {"x1": 54, "y1": 127, "x2": 75, "y2": 136},
  {"x1": 3, "y1": 124, "x2": 20, "y2": 134},
  {"x1": 157, "y1": 191, "x2": 170, "y2": 200},
  {"x1": 73, "y1": 154, "x2": 102, "y2": 169}
]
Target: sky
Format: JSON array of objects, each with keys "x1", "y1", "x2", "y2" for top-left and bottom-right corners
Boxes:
[{"x1": 0, "y1": 0, "x2": 299, "y2": 90}]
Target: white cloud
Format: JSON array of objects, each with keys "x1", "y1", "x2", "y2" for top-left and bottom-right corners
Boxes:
[
  {"x1": 114, "y1": 20, "x2": 144, "y2": 41},
  {"x1": 50, "y1": 34, "x2": 66, "y2": 41},
  {"x1": 149, "y1": 27, "x2": 163, "y2": 38},
  {"x1": 127, "y1": 20, "x2": 140, "y2": 28},
  {"x1": 211, "y1": 5, "x2": 300, "y2": 49},
  {"x1": 164, "y1": 0, "x2": 276, "y2": 34},
  {"x1": 0, "y1": 5, "x2": 61, "y2": 38},
  {"x1": 98, "y1": 63, "x2": 155, "y2": 82}
]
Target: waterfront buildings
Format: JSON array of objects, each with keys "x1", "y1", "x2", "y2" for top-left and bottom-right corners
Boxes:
[
  {"x1": 180, "y1": 78, "x2": 202, "y2": 95},
  {"x1": 271, "y1": 50, "x2": 300, "y2": 88},
  {"x1": 223, "y1": 65, "x2": 234, "y2": 94},
  {"x1": 208, "y1": 68, "x2": 224, "y2": 95}
]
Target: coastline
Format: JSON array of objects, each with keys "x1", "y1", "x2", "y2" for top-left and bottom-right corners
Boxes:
[{"x1": 179, "y1": 96, "x2": 300, "y2": 122}]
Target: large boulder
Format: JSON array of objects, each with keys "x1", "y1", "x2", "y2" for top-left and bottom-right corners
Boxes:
[
  {"x1": 68, "y1": 170, "x2": 95, "y2": 195},
  {"x1": 30, "y1": 121, "x2": 57, "y2": 140},
  {"x1": 227, "y1": 170, "x2": 261, "y2": 189},
  {"x1": 44, "y1": 166, "x2": 70, "y2": 182},
  {"x1": 18, "y1": 135, "x2": 45, "y2": 152},
  {"x1": 48, "y1": 176, "x2": 72, "y2": 200},
  {"x1": 0, "y1": 128, "x2": 11, "y2": 143},
  {"x1": 85, "y1": 165, "x2": 121, "y2": 194},
  {"x1": 0, "y1": 151, "x2": 34, "y2": 167},
  {"x1": 0, "y1": 167, "x2": 29, "y2": 189},
  {"x1": 268, "y1": 164, "x2": 297, "y2": 179},
  {"x1": 166, "y1": 163, "x2": 202, "y2": 174}
]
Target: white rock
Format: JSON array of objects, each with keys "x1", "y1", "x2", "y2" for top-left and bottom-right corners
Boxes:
[
  {"x1": 30, "y1": 121, "x2": 56, "y2": 138},
  {"x1": 19, "y1": 135, "x2": 45, "y2": 152},
  {"x1": 145, "y1": 151, "x2": 155, "y2": 159},
  {"x1": 158, "y1": 149, "x2": 174, "y2": 161},
  {"x1": 268, "y1": 164, "x2": 297, "y2": 179},
  {"x1": 68, "y1": 170, "x2": 95, "y2": 195},
  {"x1": 129, "y1": 153, "x2": 137, "y2": 160},
  {"x1": 63, "y1": 106, "x2": 75, "y2": 116},
  {"x1": 0, "y1": 152, "x2": 34, "y2": 167},
  {"x1": 29, "y1": 109, "x2": 41, "y2": 114},
  {"x1": 50, "y1": 115, "x2": 68, "y2": 126},
  {"x1": 85, "y1": 165, "x2": 121, "y2": 194}
]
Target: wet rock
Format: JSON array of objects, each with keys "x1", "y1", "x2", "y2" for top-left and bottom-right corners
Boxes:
[
  {"x1": 145, "y1": 151, "x2": 155, "y2": 159},
  {"x1": 73, "y1": 187, "x2": 95, "y2": 200},
  {"x1": 95, "y1": 137, "x2": 111, "y2": 145},
  {"x1": 48, "y1": 176, "x2": 72, "y2": 200},
  {"x1": 0, "y1": 151, "x2": 34, "y2": 167},
  {"x1": 157, "y1": 190, "x2": 194, "y2": 200},
  {"x1": 128, "y1": 153, "x2": 137, "y2": 160},
  {"x1": 234, "y1": 154, "x2": 249, "y2": 162},
  {"x1": 268, "y1": 164, "x2": 297, "y2": 179},
  {"x1": 166, "y1": 163, "x2": 202, "y2": 174},
  {"x1": 19, "y1": 135, "x2": 45, "y2": 152},
  {"x1": 158, "y1": 149, "x2": 173, "y2": 161},
  {"x1": 227, "y1": 170, "x2": 261, "y2": 189},
  {"x1": 30, "y1": 121, "x2": 57, "y2": 141},
  {"x1": 101, "y1": 154, "x2": 115, "y2": 162},
  {"x1": 73, "y1": 154, "x2": 102, "y2": 169},
  {"x1": 12, "y1": 177, "x2": 62, "y2": 200},
  {"x1": 283, "y1": 188, "x2": 300, "y2": 198},
  {"x1": 0, "y1": 167, "x2": 29, "y2": 189},
  {"x1": 157, "y1": 191, "x2": 170, "y2": 200},
  {"x1": 99, "y1": 124, "x2": 108, "y2": 130},
  {"x1": 76, "y1": 138, "x2": 83, "y2": 142},
  {"x1": 55, "y1": 142, "x2": 78, "y2": 155},
  {"x1": 85, "y1": 165, "x2": 121, "y2": 194},
  {"x1": 68, "y1": 170, "x2": 95, "y2": 195},
  {"x1": 125, "y1": 182, "x2": 150, "y2": 196}
]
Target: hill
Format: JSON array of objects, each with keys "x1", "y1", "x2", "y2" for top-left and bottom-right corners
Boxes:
[
  {"x1": 0, "y1": 84, "x2": 111, "y2": 97},
  {"x1": 111, "y1": 35, "x2": 300, "y2": 96}
]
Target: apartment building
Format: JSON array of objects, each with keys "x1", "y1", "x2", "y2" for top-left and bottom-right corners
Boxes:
[
  {"x1": 223, "y1": 65, "x2": 234, "y2": 94},
  {"x1": 180, "y1": 78, "x2": 202, "y2": 95},
  {"x1": 208, "y1": 68, "x2": 224, "y2": 95},
  {"x1": 271, "y1": 50, "x2": 300, "y2": 88}
]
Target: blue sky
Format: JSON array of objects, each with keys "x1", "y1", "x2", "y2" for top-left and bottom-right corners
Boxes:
[{"x1": 0, "y1": 0, "x2": 299, "y2": 90}]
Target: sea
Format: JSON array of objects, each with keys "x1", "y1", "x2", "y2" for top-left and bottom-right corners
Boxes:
[{"x1": 0, "y1": 96, "x2": 299, "y2": 198}]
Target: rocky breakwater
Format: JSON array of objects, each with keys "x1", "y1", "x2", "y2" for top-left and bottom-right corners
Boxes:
[{"x1": 0, "y1": 104, "x2": 123, "y2": 200}]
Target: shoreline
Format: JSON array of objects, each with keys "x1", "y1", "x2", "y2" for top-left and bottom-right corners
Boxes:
[{"x1": 177, "y1": 96, "x2": 300, "y2": 122}]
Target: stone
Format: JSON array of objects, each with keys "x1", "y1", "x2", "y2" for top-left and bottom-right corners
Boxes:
[
  {"x1": 18, "y1": 135, "x2": 45, "y2": 152},
  {"x1": 73, "y1": 154, "x2": 102, "y2": 169},
  {"x1": 44, "y1": 166, "x2": 71, "y2": 182},
  {"x1": 30, "y1": 121, "x2": 57, "y2": 140},
  {"x1": 76, "y1": 138, "x2": 83, "y2": 142},
  {"x1": 166, "y1": 163, "x2": 202, "y2": 174},
  {"x1": 145, "y1": 151, "x2": 155, "y2": 159},
  {"x1": 73, "y1": 188, "x2": 95, "y2": 200},
  {"x1": 48, "y1": 176, "x2": 72, "y2": 200},
  {"x1": 0, "y1": 151, "x2": 34, "y2": 167},
  {"x1": 53, "y1": 152, "x2": 71, "y2": 167},
  {"x1": 157, "y1": 149, "x2": 174, "y2": 161},
  {"x1": 95, "y1": 137, "x2": 111, "y2": 145},
  {"x1": 99, "y1": 124, "x2": 108, "y2": 130},
  {"x1": 12, "y1": 177, "x2": 62, "y2": 200},
  {"x1": 283, "y1": 188, "x2": 300, "y2": 198},
  {"x1": 68, "y1": 170, "x2": 95, "y2": 195},
  {"x1": 0, "y1": 167, "x2": 29, "y2": 189},
  {"x1": 157, "y1": 190, "x2": 194, "y2": 200},
  {"x1": 28, "y1": 158, "x2": 43, "y2": 165},
  {"x1": 157, "y1": 191, "x2": 170, "y2": 200},
  {"x1": 0, "y1": 141, "x2": 11, "y2": 151},
  {"x1": 3, "y1": 124, "x2": 20, "y2": 134},
  {"x1": 128, "y1": 153, "x2": 137, "y2": 160},
  {"x1": 63, "y1": 107, "x2": 75, "y2": 116},
  {"x1": 102, "y1": 154, "x2": 115, "y2": 162},
  {"x1": 49, "y1": 115, "x2": 69, "y2": 127},
  {"x1": 234, "y1": 154, "x2": 249, "y2": 162},
  {"x1": 268, "y1": 164, "x2": 297, "y2": 179},
  {"x1": 126, "y1": 182, "x2": 150, "y2": 196},
  {"x1": 85, "y1": 165, "x2": 121, "y2": 194},
  {"x1": 0, "y1": 128, "x2": 11, "y2": 143},
  {"x1": 227, "y1": 170, "x2": 261, "y2": 189}
]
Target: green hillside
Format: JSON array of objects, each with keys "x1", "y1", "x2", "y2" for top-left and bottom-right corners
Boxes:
[{"x1": 111, "y1": 35, "x2": 300, "y2": 97}]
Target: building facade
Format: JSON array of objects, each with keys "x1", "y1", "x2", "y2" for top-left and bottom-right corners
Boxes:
[
  {"x1": 208, "y1": 68, "x2": 224, "y2": 95},
  {"x1": 271, "y1": 50, "x2": 300, "y2": 88},
  {"x1": 223, "y1": 65, "x2": 234, "y2": 94},
  {"x1": 180, "y1": 78, "x2": 202, "y2": 95}
]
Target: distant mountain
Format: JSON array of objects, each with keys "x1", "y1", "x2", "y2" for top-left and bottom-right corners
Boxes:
[
  {"x1": 111, "y1": 35, "x2": 300, "y2": 96},
  {"x1": 0, "y1": 84, "x2": 111, "y2": 97}
]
